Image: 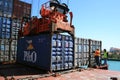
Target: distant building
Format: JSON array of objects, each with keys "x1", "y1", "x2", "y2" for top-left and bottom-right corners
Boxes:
[
  {"x1": 110, "y1": 47, "x2": 120, "y2": 54},
  {"x1": 0, "y1": 0, "x2": 31, "y2": 62}
]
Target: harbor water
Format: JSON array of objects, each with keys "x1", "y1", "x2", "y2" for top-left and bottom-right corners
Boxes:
[{"x1": 107, "y1": 60, "x2": 120, "y2": 71}]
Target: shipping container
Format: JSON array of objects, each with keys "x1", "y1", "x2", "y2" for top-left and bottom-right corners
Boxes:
[
  {"x1": 11, "y1": 18, "x2": 21, "y2": 39},
  {"x1": 0, "y1": 39, "x2": 17, "y2": 62},
  {"x1": 9, "y1": 40, "x2": 17, "y2": 61},
  {"x1": 0, "y1": 39, "x2": 10, "y2": 62},
  {"x1": 0, "y1": 0, "x2": 13, "y2": 17},
  {"x1": 17, "y1": 33, "x2": 74, "y2": 71},
  {"x1": 75, "y1": 38, "x2": 102, "y2": 68},
  {"x1": 90, "y1": 40, "x2": 102, "y2": 65},
  {"x1": 0, "y1": 17, "x2": 11, "y2": 39},
  {"x1": 13, "y1": 0, "x2": 31, "y2": 19},
  {"x1": 75, "y1": 38, "x2": 89, "y2": 67}
]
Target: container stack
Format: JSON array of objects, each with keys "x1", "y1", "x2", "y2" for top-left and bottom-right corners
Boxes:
[
  {"x1": 0, "y1": 0, "x2": 31, "y2": 63},
  {"x1": 17, "y1": 33, "x2": 74, "y2": 71},
  {"x1": 0, "y1": 17, "x2": 18, "y2": 62},
  {"x1": 0, "y1": 0, "x2": 13, "y2": 63}
]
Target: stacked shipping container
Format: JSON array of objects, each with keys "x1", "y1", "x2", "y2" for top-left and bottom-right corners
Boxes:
[
  {"x1": 0, "y1": 0, "x2": 13, "y2": 38},
  {"x1": 11, "y1": 18, "x2": 21, "y2": 39},
  {"x1": 13, "y1": 0, "x2": 31, "y2": 19},
  {"x1": 0, "y1": 17, "x2": 11, "y2": 39},
  {"x1": 0, "y1": 0, "x2": 13, "y2": 63},
  {"x1": 0, "y1": 0, "x2": 13, "y2": 18},
  {"x1": 0, "y1": 39, "x2": 9, "y2": 62},
  {"x1": 0, "y1": 39, "x2": 17, "y2": 62},
  {"x1": 17, "y1": 33, "x2": 74, "y2": 71},
  {"x1": 0, "y1": 0, "x2": 31, "y2": 63}
]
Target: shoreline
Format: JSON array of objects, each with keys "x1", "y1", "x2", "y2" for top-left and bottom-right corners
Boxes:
[{"x1": 108, "y1": 59, "x2": 120, "y2": 61}]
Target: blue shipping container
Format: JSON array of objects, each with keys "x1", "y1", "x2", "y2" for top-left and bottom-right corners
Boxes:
[
  {"x1": 0, "y1": 17, "x2": 11, "y2": 39},
  {"x1": 17, "y1": 33, "x2": 74, "y2": 71}
]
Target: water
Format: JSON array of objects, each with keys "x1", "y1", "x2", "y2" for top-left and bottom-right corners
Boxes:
[{"x1": 107, "y1": 60, "x2": 120, "y2": 71}]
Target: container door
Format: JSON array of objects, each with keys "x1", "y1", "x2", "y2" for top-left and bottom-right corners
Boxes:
[
  {"x1": 63, "y1": 35, "x2": 74, "y2": 69},
  {"x1": 51, "y1": 34, "x2": 63, "y2": 71}
]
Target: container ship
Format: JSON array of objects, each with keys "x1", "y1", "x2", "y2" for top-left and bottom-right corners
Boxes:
[{"x1": 0, "y1": 0, "x2": 109, "y2": 79}]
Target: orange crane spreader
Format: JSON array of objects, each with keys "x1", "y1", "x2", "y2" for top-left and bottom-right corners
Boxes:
[{"x1": 18, "y1": 0, "x2": 74, "y2": 37}]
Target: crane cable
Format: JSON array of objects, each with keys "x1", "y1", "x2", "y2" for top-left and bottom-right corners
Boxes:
[
  {"x1": 37, "y1": 0, "x2": 40, "y2": 18},
  {"x1": 31, "y1": 0, "x2": 33, "y2": 17},
  {"x1": 67, "y1": 0, "x2": 69, "y2": 6}
]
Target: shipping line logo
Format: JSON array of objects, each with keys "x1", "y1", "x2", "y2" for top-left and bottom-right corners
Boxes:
[
  {"x1": 27, "y1": 40, "x2": 34, "y2": 50},
  {"x1": 23, "y1": 40, "x2": 37, "y2": 63}
]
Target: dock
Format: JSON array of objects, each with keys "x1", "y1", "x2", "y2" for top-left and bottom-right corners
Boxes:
[{"x1": 0, "y1": 68, "x2": 120, "y2": 80}]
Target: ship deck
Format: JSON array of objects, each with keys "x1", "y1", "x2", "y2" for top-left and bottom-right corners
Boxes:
[{"x1": 0, "y1": 65, "x2": 120, "y2": 80}]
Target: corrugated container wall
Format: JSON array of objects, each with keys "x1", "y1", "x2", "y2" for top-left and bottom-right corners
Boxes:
[
  {"x1": 0, "y1": 39, "x2": 17, "y2": 62},
  {"x1": 17, "y1": 33, "x2": 74, "y2": 71},
  {"x1": 0, "y1": 0, "x2": 13, "y2": 39},
  {"x1": 11, "y1": 18, "x2": 21, "y2": 39},
  {"x1": 90, "y1": 40, "x2": 102, "y2": 65},
  {"x1": 75, "y1": 38, "x2": 89, "y2": 67},
  {"x1": 13, "y1": 0, "x2": 31, "y2": 19},
  {"x1": 0, "y1": 39, "x2": 10, "y2": 62},
  {"x1": 75, "y1": 38, "x2": 102, "y2": 68},
  {"x1": 0, "y1": 17, "x2": 12, "y2": 39},
  {"x1": 0, "y1": 0, "x2": 13, "y2": 18}
]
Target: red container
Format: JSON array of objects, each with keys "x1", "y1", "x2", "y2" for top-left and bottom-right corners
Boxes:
[{"x1": 13, "y1": 0, "x2": 31, "y2": 18}]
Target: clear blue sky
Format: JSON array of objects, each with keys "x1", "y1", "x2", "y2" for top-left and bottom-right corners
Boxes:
[{"x1": 22, "y1": 0, "x2": 120, "y2": 51}]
